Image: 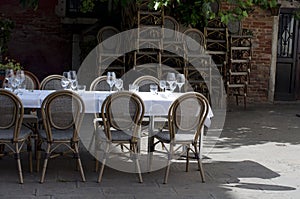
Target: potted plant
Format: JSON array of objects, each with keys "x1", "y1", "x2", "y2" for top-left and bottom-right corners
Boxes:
[{"x1": 0, "y1": 57, "x2": 23, "y2": 87}]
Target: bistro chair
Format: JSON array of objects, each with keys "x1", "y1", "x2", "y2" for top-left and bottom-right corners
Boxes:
[
  {"x1": 0, "y1": 89, "x2": 33, "y2": 184},
  {"x1": 22, "y1": 71, "x2": 40, "y2": 158},
  {"x1": 23, "y1": 70, "x2": 40, "y2": 90},
  {"x1": 96, "y1": 91, "x2": 145, "y2": 183},
  {"x1": 132, "y1": 75, "x2": 160, "y2": 92},
  {"x1": 151, "y1": 92, "x2": 209, "y2": 183},
  {"x1": 96, "y1": 26, "x2": 125, "y2": 76},
  {"x1": 40, "y1": 75, "x2": 63, "y2": 90},
  {"x1": 89, "y1": 75, "x2": 110, "y2": 170},
  {"x1": 89, "y1": 75, "x2": 110, "y2": 91},
  {"x1": 37, "y1": 90, "x2": 86, "y2": 183},
  {"x1": 132, "y1": 75, "x2": 166, "y2": 130}
]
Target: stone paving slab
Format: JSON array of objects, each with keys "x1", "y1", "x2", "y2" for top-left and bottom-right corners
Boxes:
[{"x1": 0, "y1": 103, "x2": 299, "y2": 198}]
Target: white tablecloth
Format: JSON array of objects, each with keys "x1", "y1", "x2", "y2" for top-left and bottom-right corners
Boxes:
[{"x1": 19, "y1": 90, "x2": 213, "y2": 127}]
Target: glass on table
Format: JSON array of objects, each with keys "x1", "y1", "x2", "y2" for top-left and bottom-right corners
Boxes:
[
  {"x1": 129, "y1": 84, "x2": 139, "y2": 92},
  {"x1": 5, "y1": 69, "x2": 14, "y2": 89},
  {"x1": 106, "y1": 72, "x2": 116, "y2": 92},
  {"x1": 176, "y1": 73, "x2": 185, "y2": 93},
  {"x1": 16, "y1": 70, "x2": 25, "y2": 86},
  {"x1": 114, "y1": 78, "x2": 123, "y2": 91},
  {"x1": 69, "y1": 70, "x2": 78, "y2": 90},
  {"x1": 166, "y1": 72, "x2": 176, "y2": 92},
  {"x1": 77, "y1": 85, "x2": 86, "y2": 95},
  {"x1": 159, "y1": 80, "x2": 166, "y2": 92},
  {"x1": 61, "y1": 71, "x2": 70, "y2": 90},
  {"x1": 150, "y1": 84, "x2": 158, "y2": 95}
]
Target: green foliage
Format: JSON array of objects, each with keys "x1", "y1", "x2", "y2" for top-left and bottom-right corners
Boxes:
[
  {"x1": 19, "y1": 0, "x2": 39, "y2": 10},
  {"x1": 0, "y1": 14, "x2": 15, "y2": 54},
  {"x1": 17, "y1": 0, "x2": 280, "y2": 27},
  {"x1": 0, "y1": 57, "x2": 23, "y2": 71}
]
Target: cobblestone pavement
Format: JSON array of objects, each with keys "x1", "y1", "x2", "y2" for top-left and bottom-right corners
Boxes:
[{"x1": 0, "y1": 103, "x2": 299, "y2": 198}]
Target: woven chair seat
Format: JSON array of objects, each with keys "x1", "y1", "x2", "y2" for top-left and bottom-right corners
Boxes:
[
  {"x1": 0, "y1": 128, "x2": 31, "y2": 140},
  {"x1": 39, "y1": 129, "x2": 74, "y2": 141}
]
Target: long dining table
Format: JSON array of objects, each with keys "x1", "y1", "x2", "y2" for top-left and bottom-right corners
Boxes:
[
  {"x1": 18, "y1": 89, "x2": 214, "y2": 160},
  {"x1": 18, "y1": 90, "x2": 213, "y2": 126}
]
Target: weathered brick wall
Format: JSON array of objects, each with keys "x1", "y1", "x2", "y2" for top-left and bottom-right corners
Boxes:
[
  {"x1": 0, "y1": 0, "x2": 73, "y2": 81},
  {"x1": 242, "y1": 7, "x2": 273, "y2": 103},
  {"x1": 221, "y1": 4, "x2": 274, "y2": 103}
]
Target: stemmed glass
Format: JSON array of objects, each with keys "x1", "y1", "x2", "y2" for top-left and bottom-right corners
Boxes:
[
  {"x1": 68, "y1": 70, "x2": 78, "y2": 90},
  {"x1": 5, "y1": 69, "x2": 14, "y2": 89},
  {"x1": 15, "y1": 70, "x2": 25, "y2": 93},
  {"x1": 159, "y1": 80, "x2": 166, "y2": 92},
  {"x1": 176, "y1": 73, "x2": 185, "y2": 93},
  {"x1": 166, "y1": 72, "x2": 176, "y2": 92},
  {"x1": 114, "y1": 78, "x2": 123, "y2": 91},
  {"x1": 106, "y1": 72, "x2": 116, "y2": 92},
  {"x1": 61, "y1": 71, "x2": 70, "y2": 90}
]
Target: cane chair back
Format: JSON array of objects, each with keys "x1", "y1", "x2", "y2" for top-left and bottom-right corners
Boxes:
[
  {"x1": 38, "y1": 90, "x2": 85, "y2": 183},
  {"x1": 22, "y1": 71, "x2": 40, "y2": 142},
  {"x1": 0, "y1": 89, "x2": 32, "y2": 183},
  {"x1": 24, "y1": 71, "x2": 40, "y2": 90},
  {"x1": 164, "y1": 16, "x2": 180, "y2": 41},
  {"x1": 183, "y1": 28, "x2": 206, "y2": 55},
  {"x1": 153, "y1": 92, "x2": 209, "y2": 183},
  {"x1": 89, "y1": 76, "x2": 110, "y2": 91},
  {"x1": 132, "y1": 75, "x2": 160, "y2": 92},
  {"x1": 96, "y1": 26, "x2": 125, "y2": 76},
  {"x1": 40, "y1": 75, "x2": 63, "y2": 90},
  {"x1": 97, "y1": 91, "x2": 145, "y2": 183}
]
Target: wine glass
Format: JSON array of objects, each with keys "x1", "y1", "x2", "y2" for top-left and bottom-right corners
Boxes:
[
  {"x1": 114, "y1": 78, "x2": 123, "y2": 91},
  {"x1": 68, "y1": 70, "x2": 78, "y2": 90},
  {"x1": 61, "y1": 71, "x2": 70, "y2": 90},
  {"x1": 5, "y1": 69, "x2": 14, "y2": 89},
  {"x1": 15, "y1": 70, "x2": 25, "y2": 93},
  {"x1": 176, "y1": 73, "x2": 185, "y2": 93},
  {"x1": 166, "y1": 72, "x2": 176, "y2": 92},
  {"x1": 159, "y1": 80, "x2": 166, "y2": 92},
  {"x1": 106, "y1": 72, "x2": 116, "y2": 92}
]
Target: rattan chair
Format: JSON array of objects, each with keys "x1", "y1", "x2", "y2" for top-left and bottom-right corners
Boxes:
[
  {"x1": 40, "y1": 75, "x2": 63, "y2": 90},
  {"x1": 96, "y1": 91, "x2": 145, "y2": 183},
  {"x1": 0, "y1": 89, "x2": 33, "y2": 184},
  {"x1": 151, "y1": 92, "x2": 209, "y2": 183},
  {"x1": 96, "y1": 26, "x2": 125, "y2": 76},
  {"x1": 22, "y1": 71, "x2": 40, "y2": 157},
  {"x1": 23, "y1": 71, "x2": 40, "y2": 90},
  {"x1": 89, "y1": 75, "x2": 110, "y2": 170},
  {"x1": 132, "y1": 75, "x2": 160, "y2": 92},
  {"x1": 133, "y1": 75, "x2": 168, "y2": 131},
  {"x1": 37, "y1": 90, "x2": 86, "y2": 183},
  {"x1": 89, "y1": 75, "x2": 110, "y2": 91}
]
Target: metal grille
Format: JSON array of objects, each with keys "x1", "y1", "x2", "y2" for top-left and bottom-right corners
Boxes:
[{"x1": 278, "y1": 13, "x2": 295, "y2": 58}]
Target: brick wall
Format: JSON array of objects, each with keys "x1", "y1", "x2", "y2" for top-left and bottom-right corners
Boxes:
[
  {"x1": 242, "y1": 7, "x2": 274, "y2": 103},
  {"x1": 0, "y1": 0, "x2": 73, "y2": 81},
  {"x1": 221, "y1": 3, "x2": 274, "y2": 103}
]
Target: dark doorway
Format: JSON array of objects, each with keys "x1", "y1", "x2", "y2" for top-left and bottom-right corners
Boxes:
[{"x1": 275, "y1": 9, "x2": 300, "y2": 100}]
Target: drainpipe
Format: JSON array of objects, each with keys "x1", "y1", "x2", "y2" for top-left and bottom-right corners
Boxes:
[{"x1": 268, "y1": 15, "x2": 279, "y2": 102}]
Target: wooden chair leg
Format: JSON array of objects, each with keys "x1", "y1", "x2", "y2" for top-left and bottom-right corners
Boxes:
[
  {"x1": 97, "y1": 143, "x2": 109, "y2": 183},
  {"x1": 74, "y1": 143, "x2": 86, "y2": 182},
  {"x1": 15, "y1": 143, "x2": 24, "y2": 184},
  {"x1": 163, "y1": 144, "x2": 173, "y2": 184},
  {"x1": 133, "y1": 144, "x2": 143, "y2": 183},
  {"x1": 40, "y1": 143, "x2": 51, "y2": 183},
  {"x1": 194, "y1": 145, "x2": 205, "y2": 183}
]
